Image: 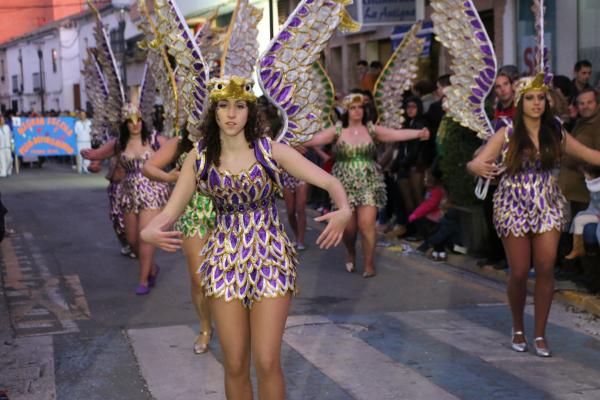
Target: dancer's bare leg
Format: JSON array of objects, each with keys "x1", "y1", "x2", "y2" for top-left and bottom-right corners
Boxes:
[
  {"x1": 357, "y1": 205, "x2": 377, "y2": 275},
  {"x1": 294, "y1": 183, "x2": 308, "y2": 247},
  {"x1": 531, "y1": 230, "x2": 560, "y2": 349},
  {"x1": 342, "y1": 211, "x2": 358, "y2": 269},
  {"x1": 502, "y1": 234, "x2": 531, "y2": 344},
  {"x1": 251, "y1": 295, "x2": 291, "y2": 400},
  {"x1": 210, "y1": 298, "x2": 251, "y2": 399},
  {"x1": 182, "y1": 235, "x2": 212, "y2": 352},
  {"x1": 138, "y1": 209, "x2": 160, "y2": 285}
]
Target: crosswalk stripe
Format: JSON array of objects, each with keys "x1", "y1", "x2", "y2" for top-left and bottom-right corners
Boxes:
[
  {"x1": 128, "y1": 325, "x2": 225, "y2": 400},
  {"x1": 283, "y1": 315, "x2": 459, "y2": 400},
  {"x1": 388, "y1": 310, "x2": 600, "y2": 399}
]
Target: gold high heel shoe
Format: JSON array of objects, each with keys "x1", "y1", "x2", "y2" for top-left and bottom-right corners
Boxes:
[{"x1": 194, "y1": 331, "x2": 212, "y2": 354}]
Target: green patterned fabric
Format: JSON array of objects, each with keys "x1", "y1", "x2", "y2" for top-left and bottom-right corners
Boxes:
[
  {"x1": 174, "y1": 191, "x2": 215, "y2": 239},
  {"x1": 332, "y1": 122, "x2": 386, "y2": 210},
  {"x1": 173, "y1": 150, "x2": 215, "y2": 239}
]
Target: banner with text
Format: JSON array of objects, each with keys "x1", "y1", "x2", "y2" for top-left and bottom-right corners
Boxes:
[
  {"x1": 346, "y1": 0, "x2": 417, "y2": 27},
  {"x1": 13, "y1": 117, "x2": 77, "y2": 157}
]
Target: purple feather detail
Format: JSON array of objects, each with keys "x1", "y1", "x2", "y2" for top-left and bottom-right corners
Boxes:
[
  {"x1": 468, "y1": 96, "x2": 480, "y2": 104},
  {"x1": 306, "y1": 0, "x2": 314, "y2": 3},
  {"x1": 483, "y1": 57, "x2": 495, "y2": 67},
  {"x1": 474, "y1": 78, "x2": 489, "y2": 91},
  {"x1": 288, "y1": 121, "x2": 298, "y2": 129},
  {"x1": 258, "y1": 228, "x2": 267, "y2": 243},
  {"x1": 276, "y1": 85, "x2": 293, "y2": 103},
  {"x1": 182, "y1": 31, "x2": 188, "y2": 39},
  {"x1": 289, "y1": 17, "x2": 302, "y2": 28},
  {"x1": 480, "y1": 44, "x2": 492, "y2": 56},
  {"x1": 479, "y1": 70, "x2": 493, "y2": 84},
  {"x1": 472, "y1": 88, "x2": 483, "y2": 97},
  {"x1": 270, "y1": 42, "x2": 282, "y2": 52},
  {"x1": 470, "y1": 20, "x2": 482, "y2": 29},
  {"x1": 484, "y1": 68, "x2": 495, "y2": 80},
  {"x1": 465, "y1": 10, "x2": 475, "y2": 17},
  {"x1": 261, "y1": 55, "x2": 275, "y2": 67},
  {"x1": 279, "y1": 31, "x2": 292, "y2": 41},
  {"x1": 307, "y1": 113, "x2": 316, "y2": 120},
  {"x1": 193, "y1": 63, "x2": 202, "y2": 71},
  {"x1": 186, "y1": 41, "x2": 193, "y2": 49},
  {"x1": 324, "y1": 1, "x2": 335, "y2": 6},
  {"x1": 287, "y1": 105, "x2": 300, "y2": 116},
  {"x1": 260, "y1": 69, "x2": 272, "y2": 81},
  {"x1": 226, "y1": 270, "x2": 235, "y2": 284},
  {"x1": 298, "y1": 6, "x2": 308, "y2": 16},
  {"x1": 475, "y1": 31, "x2": 486, "y2": 42},
  {"x1": 265, "y1": 71, "x2": 281, "y2": 90}
]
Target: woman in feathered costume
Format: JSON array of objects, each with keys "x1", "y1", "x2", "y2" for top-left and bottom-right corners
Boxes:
[
  {"x1": 81, "y1": 2, "x2": 170, "y2": 295},
  {"x1": 141, "y1": 0, "x2": 356, "y2": 396},
  {"x1": 303, "y1": 22, "x2": 429, "y2": 278},
  {"x1": 431, "y1": 0, "x2": 600, "y2": 357}
]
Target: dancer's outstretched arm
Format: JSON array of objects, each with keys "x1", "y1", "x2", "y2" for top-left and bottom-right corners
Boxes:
[
  {"x1": 140, "y1": 151, "x2": 197, "y2": 252},
  {"x1": 80, "y1": 138, "x2": 117, "y2": 160},
  {"x1": 373, "y1": 125, "x2": 429, "y2": 142},
  {"x1": 565, "y1": 133, "x2": 600, "y2": 166},
  {"x1": 467, "y1": 127, "x2": 505, "y2": 179},
  {"x1": 142, "y1": 137, "x2": 180, "y2": 183},
  {"x1": 272, "y1": 142, "x2": 351, "y2": 249},
  {"x1": 302, "y1": 126, "x2": 337, "y2": 147}
]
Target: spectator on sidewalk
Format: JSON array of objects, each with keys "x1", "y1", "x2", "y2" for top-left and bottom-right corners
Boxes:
[
  {"x1": 361, "y1": 61, "x2": 382, "y2": 93},
  {"x1": 493, "y1": 70, "x2": 517, "y2": 120},
  {"x1": 559, "y1": 88, "x2": 600, "y2": 215},
  {"x1": 572, "y1": 60, "x2": 593, "y2": 98},
  {"x1": 408, "y1": 168, "x2": 446, "y2": 253},
  {"x1": 565, "y1": 164, "x2": 600, "y2": 259},
  {"x1": 75, "y1": 111, "x2": 92, "y2": 173},
  {"x1": 0, "y1": 115, "x2": 13, "y2": 177}
]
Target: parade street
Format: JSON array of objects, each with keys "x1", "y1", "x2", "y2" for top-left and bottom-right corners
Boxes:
[{"x1": 1, "y1": 163, "x2": 600, "y2": 400}]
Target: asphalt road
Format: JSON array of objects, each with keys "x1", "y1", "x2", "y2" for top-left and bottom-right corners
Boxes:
[{"x1": 1, "y1": 162, "x2": 599, "y2": 400}]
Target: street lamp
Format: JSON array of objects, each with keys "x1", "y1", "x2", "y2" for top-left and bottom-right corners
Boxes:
[
  {"x1": 116, "y1": 8, "x2": 128, "y2": 97},
  {"x1": 37, "y1": 47, "x2": 45, "y2": 113}
]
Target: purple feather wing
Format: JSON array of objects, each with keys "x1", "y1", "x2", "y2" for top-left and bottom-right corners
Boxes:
[
  {"x1": 257, "y1": 0, "x2": 360, "y2": 145},
  {"x1": 431, "y1": 0, "x2": 496, "y2": 140},
  {"x1": 154, "y1": 0, "x2": 209, "y2": 129}
]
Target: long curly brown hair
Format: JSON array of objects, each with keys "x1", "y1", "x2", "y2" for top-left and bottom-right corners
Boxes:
[
  {"x1": 200, "y1": 101, "x2": 270, "y2": 167},
  {"x1": 504, "y1": 94, "x2": 563, "y2": 175}
]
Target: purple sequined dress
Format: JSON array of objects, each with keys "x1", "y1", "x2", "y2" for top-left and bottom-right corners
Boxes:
[
  {"x1": 282, "y1": 171, "x2": 305, "y2": 192},
  {"x1": 493, "y1": 127, "x2": 567, "y2": 237},
  {"x1": 119, "y1": 135, "x2": 171, "y2": 214},
  {"x1": 195, "y1": 137, "x2": 298, "y2": 307}
]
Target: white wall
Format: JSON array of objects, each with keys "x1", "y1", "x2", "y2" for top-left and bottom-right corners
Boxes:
[
  {"x1": 555, "y1": 0, "x2": 577, "y2": 77},
  {"x1": 502, "y1": 0, "x2": 516, "y2": 67}
]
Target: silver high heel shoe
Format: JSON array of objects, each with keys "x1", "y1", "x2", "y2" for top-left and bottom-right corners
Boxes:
[
  {"x1": 533, "y1": 337, "x2": 551, "y2": 357},
  {"x1": 511, "y1": 329, "x2": 528, "y2": 352}
]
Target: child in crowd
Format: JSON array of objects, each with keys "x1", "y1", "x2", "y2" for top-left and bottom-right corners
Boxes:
[
  {"x1": 408, "y1": 168, "x2": 446, "y2": 253},
  {"x1": 565, "y1": 164, "x2": 600, "y2": 259}
]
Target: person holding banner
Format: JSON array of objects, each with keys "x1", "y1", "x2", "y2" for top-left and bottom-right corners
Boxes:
[
  {"x1": 75, "y1": 111, "x2": 92, "y2": 173},
  {"x1": 0, "y1": 115, "x2": 13, "y2": 177},
  {"x1": 82, "y1": 104, "x2": 170, "y2": 295}
]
